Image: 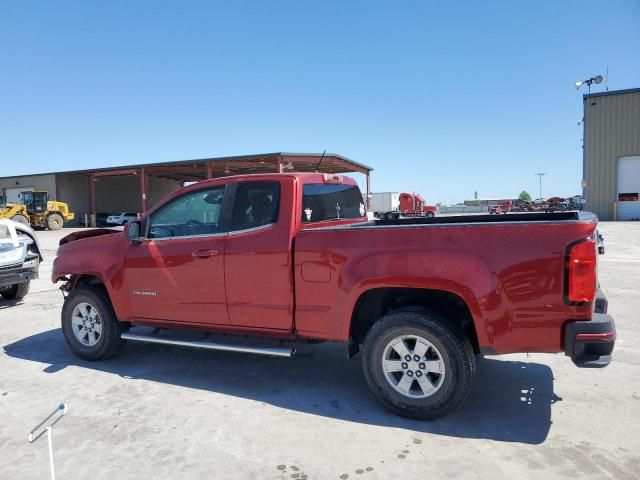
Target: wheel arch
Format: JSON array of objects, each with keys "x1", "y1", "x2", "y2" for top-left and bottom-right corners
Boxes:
[
  {"x1": 63, "y1": 273, "x2": 110, "y2": 297},
  {"x1": 349, "y1": 287, "x2": 480, "y2": 357}
]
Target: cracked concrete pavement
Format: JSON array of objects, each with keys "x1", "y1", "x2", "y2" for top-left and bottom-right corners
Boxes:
[{"x1": 1, "y1": 222, "x2": 639, "y2": 479}]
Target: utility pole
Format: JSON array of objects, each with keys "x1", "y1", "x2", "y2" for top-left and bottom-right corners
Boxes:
[{"x1": 536, "y1": 172, "x2": 546, "y2": 201}]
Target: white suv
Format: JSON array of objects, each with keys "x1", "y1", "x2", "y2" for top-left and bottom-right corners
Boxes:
[{"x1": 106, "y1": 212, "x2": 138, "y2": 225}]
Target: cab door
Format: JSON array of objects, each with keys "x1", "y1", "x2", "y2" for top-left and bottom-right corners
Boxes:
[
  {"x1": 123, "y1": 184, "x2": 230, "y2": 325},
  {"x1": 224, "y1": 180, "x2": 295, "y2": 330}
]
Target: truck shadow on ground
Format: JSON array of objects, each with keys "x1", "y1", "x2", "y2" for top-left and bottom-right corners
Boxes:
[
  {"x1": 4, "y1": 328, "x2": 559, "y2": 445},
  {"x1": 0, "y1": 298, "x2": 24, "y2": 309}
]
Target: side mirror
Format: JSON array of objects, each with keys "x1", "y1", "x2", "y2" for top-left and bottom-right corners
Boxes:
[{"x1": 126, "y1": 221, "x2": 142, "y2": 241}]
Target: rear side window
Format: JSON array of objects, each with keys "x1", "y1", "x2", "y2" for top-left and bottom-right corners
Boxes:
[
  {"x1": 302, "y1": 184, "x2": 365, "y2": 222},
  {"x1": 230, "y1": 181, "x2": 280, "y2": 231}
]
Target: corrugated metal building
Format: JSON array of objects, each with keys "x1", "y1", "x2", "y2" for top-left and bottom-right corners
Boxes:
[{"x1": 584, "y1": 88, "x2": 640, "y2": 220}]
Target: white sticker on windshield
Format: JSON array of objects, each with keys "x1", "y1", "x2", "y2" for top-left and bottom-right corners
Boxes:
[
  {"x1": 304, "y1": 208, "x2": 312, "y2": 221},
  {"x1": 359, "y1": 203, "x2": 365, "y2": 217}
]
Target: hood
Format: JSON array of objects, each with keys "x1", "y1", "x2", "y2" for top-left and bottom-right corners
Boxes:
[
  {"x1": 59, "y1": 228, "x2": 123, "y2": 246},
  {"x1": 0, "y1": 218, "x2": 43, "y2": 261}
]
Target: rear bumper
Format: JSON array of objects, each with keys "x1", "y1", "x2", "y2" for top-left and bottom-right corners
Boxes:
[{"x1": 564, "y1": 313, "x2": 616, "y2": 368}]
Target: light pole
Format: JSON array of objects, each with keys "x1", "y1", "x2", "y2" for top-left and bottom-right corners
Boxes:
[{"x1": 536, "y1": 172, "x2": 546, "y2": 201}]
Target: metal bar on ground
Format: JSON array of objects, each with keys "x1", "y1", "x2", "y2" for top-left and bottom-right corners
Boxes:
[{"x1": 28, "y1": 403, "x2": 67, "y2": 480}]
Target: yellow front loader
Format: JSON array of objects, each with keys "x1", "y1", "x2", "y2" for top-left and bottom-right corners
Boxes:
[{"x1": 0, "y1": 191, "x2": 74, "y2": 230}]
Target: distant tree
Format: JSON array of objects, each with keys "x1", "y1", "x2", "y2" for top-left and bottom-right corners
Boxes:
[{"x1": 519, "y1": 191, "x2": 532, "y2": 202}]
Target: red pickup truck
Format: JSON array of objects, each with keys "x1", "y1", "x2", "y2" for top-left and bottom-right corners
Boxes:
[{"x1": 52, "y1": 173, "x2": 615, "y2": 419}]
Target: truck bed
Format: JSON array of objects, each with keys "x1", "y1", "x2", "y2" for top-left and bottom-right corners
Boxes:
[{"x1": 293, "y1": 209, "x2": 597, "y2": 352}]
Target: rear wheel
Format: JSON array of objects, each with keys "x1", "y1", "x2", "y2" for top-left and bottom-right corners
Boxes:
[
  {"x1": 362, "y1": 310, "x2": 475, "y2": 419},
  {"x1": 11, "y1": 214, "x2": 29, "y2": 226},
  {"x1": 61, "y1": 285, "x2": 126, "y2": 360},
  {"x1": 47, "y1": 213, "x2": 64, "y2": 230},
  {"x1": 1, "y1": 281, "x2": 30, "y2": 300}
]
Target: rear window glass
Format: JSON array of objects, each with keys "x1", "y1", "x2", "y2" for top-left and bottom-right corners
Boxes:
[{"x1": 302, "y1": 184, "x2": 365, "y2": 222}]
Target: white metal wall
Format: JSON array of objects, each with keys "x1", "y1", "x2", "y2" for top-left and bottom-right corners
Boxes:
[
  {"x1": 4, "y1": 186, "x2": 34, "y2": 203},
  {"x1": 617, "y1": 156, "x2": 640, "y2": 220}
]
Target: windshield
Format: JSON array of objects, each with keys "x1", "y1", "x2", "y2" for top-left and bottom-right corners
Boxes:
[{"x1": 302, "y1": 183, "x2": 365, "y2": 222}]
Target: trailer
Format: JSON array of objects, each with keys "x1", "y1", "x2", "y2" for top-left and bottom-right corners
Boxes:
[{"x1": 371, "y1": 192, "x2": 400, "y2": 215}]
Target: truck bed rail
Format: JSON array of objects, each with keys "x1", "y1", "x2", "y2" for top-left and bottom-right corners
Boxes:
[{"x1": 372, "y1": 211, "x2": 581, "y2": 226}]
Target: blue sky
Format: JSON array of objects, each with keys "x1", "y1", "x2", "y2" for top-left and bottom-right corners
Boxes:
[{"x1": 1, "y1": 1, "x2": 639, "y2": 204}]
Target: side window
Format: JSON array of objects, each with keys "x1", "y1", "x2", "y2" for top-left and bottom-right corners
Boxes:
[
  {"x1": 148, "y1": 186, "x2": 226, "y2": 239},
  {"x1": 230, "y1": 181, "x2": 280, "y2": 231}
]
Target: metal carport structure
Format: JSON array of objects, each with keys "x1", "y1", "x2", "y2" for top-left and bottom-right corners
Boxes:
[{"x1": 87, "y1": 152, "x2": 373, "y2": 222}]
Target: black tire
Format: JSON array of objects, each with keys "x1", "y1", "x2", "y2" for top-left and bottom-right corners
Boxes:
[
  {"x1": 11, "y1": 214, "x2": 29, "y2": 226},
  {"x1": 61, "y1": 285, "x2": 126, "y2": 360},
  {"x1": 47, "y1": 213, "x2": 64, "y2": 230},
  {"x1": 361, "y1": 310, "x2": 475, "y2": 420},
  {"x1": 1, "y1": 281, "x2": 30, "y2": 300}
]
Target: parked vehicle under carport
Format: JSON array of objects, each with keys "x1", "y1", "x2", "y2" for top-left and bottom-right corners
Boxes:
[{"x1": 0, "y1": 219, "x2": 43, "y2": 300}]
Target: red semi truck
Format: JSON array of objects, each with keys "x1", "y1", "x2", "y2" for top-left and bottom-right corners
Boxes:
[
  {"x1": 372, "y1": 192, "x2": 438, "y2": 219},
  {"x1": 489, "y1": 201, "x2": 512, "y2": 214},
  {"x1": 52, "y1": 173, "x2": 615, "y2": 419}
]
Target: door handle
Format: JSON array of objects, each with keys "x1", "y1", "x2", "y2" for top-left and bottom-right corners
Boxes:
[{"x1": 191, "y1": 249, "x2": 218, "y2": 258}]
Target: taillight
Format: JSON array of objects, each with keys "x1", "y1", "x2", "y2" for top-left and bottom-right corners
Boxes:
[{"x1": 566, "y1": 238, "x2": 597, "y2": 304}]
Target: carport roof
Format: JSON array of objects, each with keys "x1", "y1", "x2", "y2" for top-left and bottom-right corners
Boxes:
[{"x1": 1, "y1": 152, "x2": 373, "y2": 182}]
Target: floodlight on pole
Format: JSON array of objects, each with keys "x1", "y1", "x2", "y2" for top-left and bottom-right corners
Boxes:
[
  {"x1": 575, "y1": 75, "x2": 603, "y2": 94},
  {"x1": 536, "y1": 173, "x2": 546, "y2": 201}
]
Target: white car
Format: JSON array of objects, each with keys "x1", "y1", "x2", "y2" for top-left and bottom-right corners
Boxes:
[
  {"x1": 0, "y1": 219, "x2": 42, "y2": 300},
  {"x1": 106, "y1": 212, "x2": 138, "y2": 225}
]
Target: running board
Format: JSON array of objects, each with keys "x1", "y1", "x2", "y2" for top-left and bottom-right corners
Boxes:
[{"x1": 121, "y1": 332, "x2": 294, "y2": 358}]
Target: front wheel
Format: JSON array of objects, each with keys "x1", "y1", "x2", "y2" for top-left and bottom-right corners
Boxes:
[
  {"x1": 61, "y1": 285, "x2": 126, "y2": 360},
  {"x1": 426, "y1": 211, "x2": 435, "y2": 218},
  {"x1": 361, "y1": 310, "x2": 475, "y2": 419},
  {"x1": 1, "y1": 281, "x2": 30, "y2": 300},
  {"x1": 47, "y1": 213, "x2": 64, "y2": 230}
]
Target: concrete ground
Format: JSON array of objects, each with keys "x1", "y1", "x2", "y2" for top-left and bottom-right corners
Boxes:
[{"x1": 1, "y1": 222, "x2": 639, "y2": 480}]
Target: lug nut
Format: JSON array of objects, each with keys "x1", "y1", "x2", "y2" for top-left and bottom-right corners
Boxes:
[
  {"x1": 419, "y1": 363, "x2": 426, "y2": 370},
  {"x1": 401, "y1": 362, "x2": 408, "y2": 369},
  {"x1": 413, "y1": 355, "x2": 421, "y2": 362},
  {"x1": 406, "y1": 371, "x2": 414, "y2": 377},
  {"x1": 404, "y1": 355, "x2": 411, "y2": 361},
  {"x1": 416, "y1": 371, "x2": 423, "y2": 377}
]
